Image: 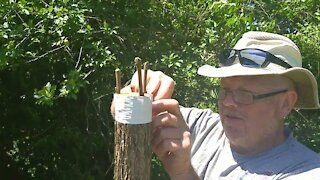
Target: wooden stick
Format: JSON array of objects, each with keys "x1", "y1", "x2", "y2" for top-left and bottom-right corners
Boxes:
[
  {"x1": 143, "y1": 62, "x2": 148, "y2": 94},
  {"x1": 135, "y1": 57, "x2": 144, "y2": 96},
  {"x1": 115, "y1": 68, "x2": 121, "y2": 94}
]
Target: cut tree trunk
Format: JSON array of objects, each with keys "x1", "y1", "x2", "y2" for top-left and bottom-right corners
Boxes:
[{"x1": 114, "y1": 121, "x2": 151, "y2": 180}]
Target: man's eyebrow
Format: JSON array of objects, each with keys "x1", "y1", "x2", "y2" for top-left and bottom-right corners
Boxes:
[{"x1": 219, "y1": 85, "x2": 253, "y2": 92}]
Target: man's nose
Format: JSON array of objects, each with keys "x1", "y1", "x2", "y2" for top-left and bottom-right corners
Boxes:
[{"x1": 221, "y1": 91, "x2": 238, "y2": 107}]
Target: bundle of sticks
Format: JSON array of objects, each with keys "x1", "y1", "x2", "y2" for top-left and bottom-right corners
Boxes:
[{"x1": 115, "y1": 57, "x2": 148, "y2": 95}]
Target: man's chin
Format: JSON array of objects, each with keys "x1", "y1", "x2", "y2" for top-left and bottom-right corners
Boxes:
[{"x1": 224, "y1": 126, "x2": 244, "y2": 143}]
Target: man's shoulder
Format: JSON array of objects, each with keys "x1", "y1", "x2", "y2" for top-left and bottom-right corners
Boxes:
[
  {"x1": 269, "y1": 135, "x2": 320, "y2": 178},
  {"x1": 287, "y1": 135, "x2": 320, "y2": 161},
  {"x1": 287, "y1": 137, "x2": 320, "y2": 169},
  {"x1": 180, "y1": 107, "x2": 219, "y2": 122},
  {"x1": 235, "y1": 134, "x2": 320, "y2": 178},
  {"x1": 180, "y1": 107, "x2": 222, "y2": 133}
]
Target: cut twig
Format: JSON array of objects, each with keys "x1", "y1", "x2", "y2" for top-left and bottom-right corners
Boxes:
[
  {"x1": 115, "y1": 68, "x2": 121, "y2": 94},
  {"x1": 135, "y1": 57, "x2": 144, "y2": 96},
  {"x1": 143, "y1": 62, "x2": 148, "y2": 94}
]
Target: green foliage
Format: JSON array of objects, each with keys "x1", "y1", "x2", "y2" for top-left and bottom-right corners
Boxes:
[
  {"x1": 34, "y1": 82, "x2": 57, "y2": 106},
  {"x1": 0, "y1": 0, "x2": 116, "y2": 179},
  {"x1": 0, "y1": 0, "x2": 319, "y2": 179}
]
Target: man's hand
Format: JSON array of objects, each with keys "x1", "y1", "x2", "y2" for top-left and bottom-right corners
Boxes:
[
  {"x1": 152, "y1": 99, "x2": 198, "y2": 179},
  {"x1": 130, "y1": 70, "x2": 175, "y2": 100},
  {"x1": 111, "y1": 70, "x2": 174, "y2": 117}
]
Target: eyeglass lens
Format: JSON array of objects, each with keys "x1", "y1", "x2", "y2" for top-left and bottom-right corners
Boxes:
[
  {"x1": 219, "y1": 89, "x2": 253, "y2": 104},
  {"x1": 219, "y1": 88, "x2": 288, "y2": 105}
]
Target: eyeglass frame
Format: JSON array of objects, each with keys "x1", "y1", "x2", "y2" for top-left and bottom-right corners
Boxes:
[
  {"x1": 218, "y1": 88, "x2": 289, "y2": 105},
  {"x1": 219, "y1": 48, "x2": 292, "y2": 69}
]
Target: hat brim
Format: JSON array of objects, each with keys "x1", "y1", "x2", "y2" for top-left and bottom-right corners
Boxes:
[{"x1": 198, "y1": 64, "x2": 320, "y2": 109}]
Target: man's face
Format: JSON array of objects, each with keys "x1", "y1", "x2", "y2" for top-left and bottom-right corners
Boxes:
[{"x1": 218, "y1": 75, "x2": 291, "y2": 155}]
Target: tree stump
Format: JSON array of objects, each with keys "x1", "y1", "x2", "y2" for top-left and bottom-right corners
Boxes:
[
  {"x1": 114, "y1": 122, "x2": 151, "y2": 180},
  {"x1": 113, "y1": 93, "x2": 152, "y2": 180}
]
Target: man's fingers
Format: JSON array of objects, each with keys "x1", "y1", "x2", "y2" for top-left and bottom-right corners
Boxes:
[
  {"x1": 152, "y1": 127, "x2": 183, "y2": 150},
  {"x1": 153, "y1": 138, "x2": 181, "y2": 158},
  {"x1": 130, "y1": 70, "x2": 174, "y2": 100},
  {"x1": 151, "y1": 71, "x2": 174, "y2": 100},
  {"x1": 145, "y1": 71, "x2": 161, "y2": 94},
  {"x1": 130, "y1": 70, "x2": 152, "y2": 93},
  {"x1": 152, "y1": 99, "x2": 181, "y2": 117},
  {"x1": 152, "y1": 112, "x2": 178, "y2": 130},
  {"x1": 152, "y1": 131, "x2": 192, "y2": 159},
  {"x1": 152, "y1": 99, "x2": 189, "y2": 131}
]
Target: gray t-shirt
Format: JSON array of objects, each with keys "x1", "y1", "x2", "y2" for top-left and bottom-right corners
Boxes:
[{"x1": 181, "y1": 107, "x2": 320, "y2": 179}]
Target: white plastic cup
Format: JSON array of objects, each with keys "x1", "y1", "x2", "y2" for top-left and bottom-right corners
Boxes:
[{"x1": 114, "y1": 93, "x2": 152, "y2": 124}]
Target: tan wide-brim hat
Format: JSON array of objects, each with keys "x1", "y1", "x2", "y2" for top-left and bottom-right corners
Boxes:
[{"x1": 198, "y1": 31, "x2": 320, "y2": 109}]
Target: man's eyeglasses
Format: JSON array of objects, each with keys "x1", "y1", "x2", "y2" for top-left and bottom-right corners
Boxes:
[
  {"x1": 219, "y1": 48, "x2": 292, "y2": 69},
  {"x1": 218, "y1": 88, "x2": 288, "y2": 105}
]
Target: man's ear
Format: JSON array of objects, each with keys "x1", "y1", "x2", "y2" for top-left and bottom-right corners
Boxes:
[{"x1": 280, "y1": 90, "x2": 298, "y2": 118}]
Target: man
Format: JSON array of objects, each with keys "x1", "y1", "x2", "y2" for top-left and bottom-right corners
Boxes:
[{"x1": 126, "y1": 31, "x2": 320, "y2": 179}]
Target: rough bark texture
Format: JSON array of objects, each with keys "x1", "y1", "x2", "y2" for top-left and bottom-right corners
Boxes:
[{"x1": 114, "y1": 121, "x2": 151, "y2": 180}]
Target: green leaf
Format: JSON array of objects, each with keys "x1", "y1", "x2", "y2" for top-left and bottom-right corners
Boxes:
[
  {"x1": 48, "y1": 6, "x2": 53, "y2": 13},
  {"x1": 34, "y1": 82, "x2": 56, "y2": 106}
]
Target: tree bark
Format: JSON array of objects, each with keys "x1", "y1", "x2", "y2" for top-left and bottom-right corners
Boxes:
[{"x1": 114, "y1": 121, "x2": 151, "y2": 180}]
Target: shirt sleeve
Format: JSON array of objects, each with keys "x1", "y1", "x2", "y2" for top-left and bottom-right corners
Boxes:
[
  {"x1": 179, "y1": 106, "x2": 222, "y2": 152},
  {"x1": 180, "y1": 106, "x2": 220, "y2": 133},
  {"x1": 179, "y1": 106, "x2": 225, "y2": 179}
]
